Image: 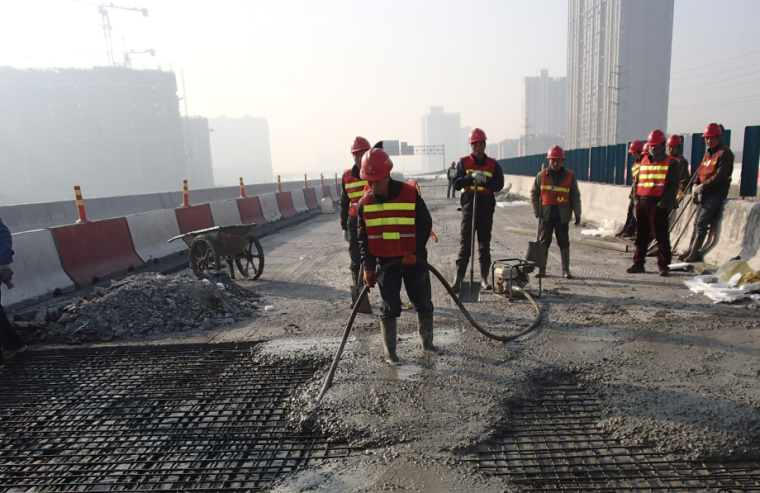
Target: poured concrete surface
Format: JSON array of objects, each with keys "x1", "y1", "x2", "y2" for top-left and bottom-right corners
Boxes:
[{"x1": 23, "y1": 177, "x2": 760, "y2": 491}]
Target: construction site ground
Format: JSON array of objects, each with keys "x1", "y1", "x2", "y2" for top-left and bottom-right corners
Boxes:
[{"x1": 6, "y1": 177, "x2": 760, "y2": 492}]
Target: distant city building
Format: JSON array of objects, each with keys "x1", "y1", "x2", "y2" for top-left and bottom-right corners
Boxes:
[
  {"x1": 0, "y1": 67, "x2": 186, "y2": 204},
  {"x1": 208, "y1": 116, "x2": 273, "y2": 186},
  {"x1": 566, "y1": 0, "x2": 674, "y2": 149},
  {"x1": 498, "y1": 139, "x2": 520, "y2": 160},
  {"x1": 461, "y1": 126, "x2": 472, "y2": 157},
  {"x1": 421, "y1": 107, "x2": 461, "y2": 172},
  {"x1": 523, "y1": 69, "x2": 566, "y2": 137},
  {"x1": 183, "y1": 117, "x2": 215, "y2": 189}
]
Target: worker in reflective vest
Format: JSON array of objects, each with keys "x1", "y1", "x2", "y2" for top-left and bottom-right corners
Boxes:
[
  {"x1": 627, "y1": 130, "x2": 680, "y2": 276},
  {"x1": 446, "y1": 161, "x2": 457, "y2": 199},
  {"x1": 357, "y1": 148, "x2": 435, "y2": 365},
  {"x1": 340, "y1": 137, "x2": 371, "y2": 291},
  {"x1": 529, "y1": 146, "x2": 582, "y2": 279},
  {"x1": 451, "y1": 128, "x2": 505, "y2": 291},
  {"x1": 666, "y1": 134, "x2": 690, "y2": 200},
  {"x1": 679, "y1": 123, "x2": 734, "y2": 263},
  {"x1": 620, "y1": 141, "x2": 645, "y2": 238}
]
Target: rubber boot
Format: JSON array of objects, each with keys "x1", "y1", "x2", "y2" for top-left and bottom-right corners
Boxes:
[
  {"x1": 684, "y1": 233, "x2": 707, "y2": 263},
  {"x1": 678, "y1": 232, "x2": 696, "y2": 261},
  {"x1": 480, "y1": 263, "x2": 492, "y2": 290},
  {"x1": 560, "y1": 247, "x2": 573, "y2": 279},
  {"x1": 417, "y1": 312, "x2": 440, "y2": 354},
  {"x1": 535, "y1": 249, "x2": 549, "y2": 278},
  {"x1": 451, "y1": 264, "x2": 467, "y2": 294},
  {"x1": 380, "y1": 318, "x2": 400, "y2": 365}
]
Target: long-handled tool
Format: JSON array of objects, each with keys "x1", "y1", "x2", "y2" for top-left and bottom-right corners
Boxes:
[
  {"x1": 525, "y1": 219, "x2": 547, "y2": 273},
  {"x1": 645, "y1": 171, "x2": 700, "y2": 256},
  {"x1": 349, "y1": 267, "x2": 372, "y2": 314},
  {"x1": 458, "y1": 186, "x2": 480, "y2": 302}
]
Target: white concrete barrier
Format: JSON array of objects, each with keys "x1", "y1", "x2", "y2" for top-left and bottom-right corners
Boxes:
[
  {"x1": 259, "y1": 192, "x2": 283, "y2": 223},
  {"x1": 331, "y1": 184, "x2": 340, "y2": 200},
  {"x1": 291, "y1": 189, "x2": 309, "y2": 214},
  {"x1": 209, "y1": 200, "x2": 243, "y2": 226},
  {"x1": 126, "y1": 209, "x2": 188, "y2": 264},
  {"x1": 314, "y1": 186, "x2": 324, "y2": 202},
  {"x1": 3, "y1": 229, "x2": 75, "y2": 309}
]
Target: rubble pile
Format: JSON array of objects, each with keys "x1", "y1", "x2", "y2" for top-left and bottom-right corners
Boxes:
[{"x1": 13, "y1": 273, "x2": 262, "y2": 346}]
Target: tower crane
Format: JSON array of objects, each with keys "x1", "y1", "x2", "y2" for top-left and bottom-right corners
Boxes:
[{"x1": 96, "y1": 3, "x2": 148, "y2": 66}]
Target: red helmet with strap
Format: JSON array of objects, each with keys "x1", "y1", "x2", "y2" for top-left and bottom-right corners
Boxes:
[
  {"x1": 547, "y1": 145, "x2": 565, "y2": 159},
  {"x1": 351, "y1": 136, "x2": 371, "y2": 153},
  {"x1": 360, "y1": 148, "x2": 394, "y2": 181},
  {"x1": 647, "y1": 129, "x2": 666, "y2": 146},
  {"x1": 702, "y1": 123, "x2": 722, "y2": 137},
  {"x1": 628, "y1": 140, "x2": 644, "y2": 153},
  {"x1": 468, "y1": 128, "x2": 487, "y2": 143},
  {"x1": 642, "y1": 143, "x2": 650, "y2": 154},
  {"x1": 666, "y1": 135, "x2": 682, "y2": 146}
]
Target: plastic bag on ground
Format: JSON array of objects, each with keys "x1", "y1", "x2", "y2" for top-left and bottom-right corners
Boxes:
[
  {"x1": 581, "y1": 229, "x2": 601, "y2": 236},
  {"x1": 716, "y1": 259, "x2": 760, "y2": 285},
  {"x1": 600, "y1": 219, "x2": 624, "y2": 236},
  {"x1": 703, "y1": 287, "x2": 748, "y2": 303}
]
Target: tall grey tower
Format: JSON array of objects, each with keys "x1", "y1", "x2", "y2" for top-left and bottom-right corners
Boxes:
[
  {"x1": 523, "y1": 69, "x2": 567, "y2": 137},
  {"x1": 421, "y1": 107, "x2": 461, "y2": 172},
  {"x1": 566, "y1": 0, "x2": 674, "y2": 149}
]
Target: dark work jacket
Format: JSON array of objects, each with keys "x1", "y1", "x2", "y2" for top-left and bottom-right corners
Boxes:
[
  {"x1": 339, "y1": 164, "x2": 361, "y2": 230},
  {"x1": 357, "y1": 178, "x2": 432, "y2": 272},
  {"x1": 451, "y1": 154, "x2": 505, "y2": 215},
  {"x1": 0, "y1": 216, "x2": 13, "y2": 266},
  {"x1": 673, "y1": 155, "x2": 690, "y2": 192},
  {"x1": 696, "y1": 142, "x2": 734, "y2": 196}
]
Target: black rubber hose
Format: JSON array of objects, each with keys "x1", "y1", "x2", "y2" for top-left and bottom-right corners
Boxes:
[{"x1": 315, "y1": 259, "x2": 542, "y2": 404}]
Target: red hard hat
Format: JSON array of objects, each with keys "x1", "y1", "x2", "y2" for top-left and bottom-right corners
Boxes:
[
  {"x1": 546, "y1": 145, "x2": 565, "y2": 159},
  {"x1": 360, "y1": 148, "x2": 393, "y2": 181},
  {"x1": 351, "y1": 136, "x2": 371, "y2": 153},
  {"x1": 702, "y1": 123, "x2": 722, "y2": 137},
  {"x1": 667, "y1": 135, "x2": 682, "y2": 146},
  {"x1": 642, "y1": 143, "x2": 650, "y2": 153},
  {"x1": 468, "y1": 128, "x2": 487, "y2": 143},
  {"x1": 647, "y1": 129, "x2": 666, "y2": 146},
  {"x1": 628, "y1": 140, "x2": 644, "y2": 153}
]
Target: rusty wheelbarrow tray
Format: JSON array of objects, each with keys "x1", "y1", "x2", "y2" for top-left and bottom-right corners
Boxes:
[{"x1": 168, "y1": 224, "x2": 264, "y2": 279}]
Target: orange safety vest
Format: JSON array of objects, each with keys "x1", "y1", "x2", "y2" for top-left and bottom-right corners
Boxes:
[
  {"x1": 540, "y1": 168, "x2": 574, "y2": 205},
  {"x1": 362, "y1": 181, "x2": 418, "y2": 258},
  {"x1": 637, "y1": 156, "x2": 674, "y2": 197},
  {"x1": 461, "y1": 155, "x2": 496, "y2": 195},
  {"x1": 631, "y1": 160, "x2": 641, "y2": 179},
  {"x1": 697, "y1": 145, "x2": 730, "y2": 183},
  {"x1": 343, "y1": 169, "x2": 368, "y2": 218}
]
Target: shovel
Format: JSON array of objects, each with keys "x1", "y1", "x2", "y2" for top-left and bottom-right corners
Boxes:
[
  {"x1": 526, "y1": 219, "x2": 547, "y2": 269},
  {"x1": 459, "y1": 185, "x2": 481, "y2": 303},
  {"x1": 350, "y1": 268, "x2": 372, "y2": 314}
]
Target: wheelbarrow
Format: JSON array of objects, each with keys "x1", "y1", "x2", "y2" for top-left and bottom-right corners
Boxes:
[{"x1": 168, "y1": 224, "x2": 264, "y2": 279}]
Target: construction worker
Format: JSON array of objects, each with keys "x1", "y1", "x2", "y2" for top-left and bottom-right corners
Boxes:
[
  {"x1": 357, "y1": 148, "x2": 435, "y2": 365},
  {"x1": 446, "y1": 161, "x2": 457, "y2": 199},
  {"x1": 620, "y1": 140, "x2": 645, "y2": 238},
  {"x1": 340, "y1": 137, "x2": 371, "y2": 293},
  {"x1": 451, "y1": 128, "x2": 505, "y2": 291},
  {"x1": 0, "y1": 216, "x2": 26, "y2": 367},
  {"x1": 679, "y1": 123, "x2": 734, "y2": 263},
  {"x1": 626, "y1": 130, "x2": 680, "y2": 276},
  {"x1": 529, "y1": 146, "x2": 582, "y2": 279},
  {"x1": 666, "y1": 134, "x2": 691, "y2": 199}
]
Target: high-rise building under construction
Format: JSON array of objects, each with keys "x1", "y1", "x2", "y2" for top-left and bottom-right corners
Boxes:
[{"x1": 566, "y1": 0, "x2": 674, "y2": 149}]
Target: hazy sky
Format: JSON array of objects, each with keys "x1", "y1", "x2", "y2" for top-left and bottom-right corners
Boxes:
[{"x1": 2, "y1": 0, "x2": 759, "y2": 177}]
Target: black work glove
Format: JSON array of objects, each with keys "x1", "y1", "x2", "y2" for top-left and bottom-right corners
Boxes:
[
  {"x1": 574, "y1": 216, "x2": 581, "y2": 226},
  {"x1": 534, "y1": 211, "x2": 540, "y2": 219}
]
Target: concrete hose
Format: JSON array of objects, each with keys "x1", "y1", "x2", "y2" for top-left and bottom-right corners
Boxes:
[{"x1": 316, "y1": 259, "x2": 542, "y2": 404}]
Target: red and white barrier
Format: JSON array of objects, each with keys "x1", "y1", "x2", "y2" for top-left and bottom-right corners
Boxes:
[
  {"x1": 303, "y1": 188, "x2": 320, "y2": 210},
  {"x1": 209, "y1": 200, "x2": 243, "y2": 226},
  {"x1": 275, "y1": 191, "x2": 298, "y2": 219},
  {"x1": 236, "y1": 196, "x2": 267, "y2": 227},
  {"x1": 174, "y1": 204, "x2": 215, "y2": 246},
  {"x1": 126, "y1": 209, "x2": 188, "y2": 264}
]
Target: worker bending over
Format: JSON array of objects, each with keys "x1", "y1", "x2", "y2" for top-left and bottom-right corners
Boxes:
[
  {"x1": 529, "y1": 146, "x2": 582, "y2": 279},
  {"x1": 679, "y1": 123, "x2": 734, "y2": 263},
  {"x1": 451, "y1": 128, "x2": 504, "y2": 291},
  {"x1": 340, "y1": 137, "x2": 371, "y2": 295},
  {"x1": 357, "y1": 148, "x2": 436, "y2": 365},
  {"x1": 627, "y1": 130, "x2": 679, "y2": 276}
]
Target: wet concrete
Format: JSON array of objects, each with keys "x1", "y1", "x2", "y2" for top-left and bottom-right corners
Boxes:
[{"x1": 20, "y1": 175, "x2": 760, "y2": 491}]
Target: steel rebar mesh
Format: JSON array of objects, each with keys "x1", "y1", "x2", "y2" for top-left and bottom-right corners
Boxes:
[
  {"x1": 0, "y1": 343, "x2": 350, "y2": 492},
  {"x1": 470, "y1": 384, "x2": 760, "y2": 491}
]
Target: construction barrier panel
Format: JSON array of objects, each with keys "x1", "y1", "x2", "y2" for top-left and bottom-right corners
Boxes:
[
  {"x1": 331, "y1": 184, "x2": 340, "y2": 200},
  {"x1": 275, "y1": 191, "x2": 298, "y2": 219},
  {"x1": 51, "y1": 218, "x2": 144, "y2": 288},
  {"x1": 314, "y1": 186, "x2": 324, "y2": 203},
  {"x1": 236, "y1": 196, "x2": 267, "y2": 227},
  {"x1": 290, "y1": 189, "x2": 309, "y2": 214},
  {"x1": 321, "y1": 185, "x2": 333, "y2": 201},
  {"x1": 303, "y1": 187, "x2": 320, "y2": 210},
  {"x1": 259, "y1": 193, "x2": 283, "y2": 223},
  {"x1": 3, "y1": 229, "x2": 76, "y2": 309},
  {"x1": 126, "y1": 209, "x2": 188, "y2": 264},
  {"x1": 174, "y1": 204, "x2": 215, "y2": 246},
  {"x1": 209, "y1": 200, "x2": 243, "y2": 227}
]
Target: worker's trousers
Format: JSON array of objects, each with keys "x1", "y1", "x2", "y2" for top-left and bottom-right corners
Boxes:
[
  {"x1": 692, "y1": 193, "x2": 727, "y2": 236},
  {"x1": 621, "y1": 199, "x2": 636, "y2": 236},
  {"x1": 456, "y1": 213, "x2": 493, "y2": 274},
  {"x1": 538, "y1": 218, "x2": 570, "y2": 249},
  {"x1": 377, "y1": 260, "x2": 434, "y2": 320},
  {"x1": 447, "y1": 179, "x2": 456, "y2": 199},
  {"x1": 633, "y1": 203, "x2": 671, "y2": 270},
  {"x1": 0, "y1": 291, "x2": 25, "y2": 365},
  {"x1": 346, "y1": 217, "x2": 361, "y2": 274}
]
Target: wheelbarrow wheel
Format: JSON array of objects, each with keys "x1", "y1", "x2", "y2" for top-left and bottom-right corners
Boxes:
[
  {"x1": 190, "y1": 235, "x2": 220, "y2": 276},
  {"x1": 236, "y1": 235, "x2": 265, "y2": 279}
]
